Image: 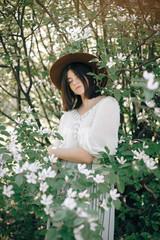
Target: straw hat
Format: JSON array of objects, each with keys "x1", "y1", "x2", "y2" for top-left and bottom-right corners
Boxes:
[{"x1": 50, "y1": 52, "x2": 107, "y2": 90}]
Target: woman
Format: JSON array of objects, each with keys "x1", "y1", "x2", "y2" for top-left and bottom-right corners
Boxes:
[{"x1": 48, "y1": 52, "x2": 120, "y2": 239}]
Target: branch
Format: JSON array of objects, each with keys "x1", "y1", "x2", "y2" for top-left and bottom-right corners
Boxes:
[
  {"x1": 35, "y1": 0, "x2": 68, "y2": 42},
  {"x1": 144, "y1": 184, "x2": 157, "y2": 200},
  {"x1": 116, "y1": 56, "x2": 160, "y2": 73},
  {"x1": 0, "y1": 85, "x2": 25, "y2": 100}
]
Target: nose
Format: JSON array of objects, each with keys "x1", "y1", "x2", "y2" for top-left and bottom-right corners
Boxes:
[{"x1": 72, "y1": 77, "x2": 80, "y2": 85}]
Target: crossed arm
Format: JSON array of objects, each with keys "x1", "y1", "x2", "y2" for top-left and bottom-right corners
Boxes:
[{"x1": 47, "y1": 145, "x2": 94, "y2": 164}]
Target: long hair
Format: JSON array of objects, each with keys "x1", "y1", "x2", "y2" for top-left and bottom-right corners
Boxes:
[{"x1": 61, "y1": 62, "x2": 101, "y2": 111}]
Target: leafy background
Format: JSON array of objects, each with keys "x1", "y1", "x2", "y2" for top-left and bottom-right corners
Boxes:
[{"x1": 0, "y1": 0, "x2": 160, "y2": 239}]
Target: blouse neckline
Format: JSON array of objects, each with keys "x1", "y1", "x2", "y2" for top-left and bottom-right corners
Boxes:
[{"x1": 75, "y1": 96, "x2": 107, "y2": 117}]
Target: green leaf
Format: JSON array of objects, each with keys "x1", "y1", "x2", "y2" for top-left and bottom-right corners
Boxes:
[
  {"x1": 1, "y1": 130, "x2": 10, "y2": 136},
  {"x1": 109, "y1": 174, "x2": 117, "y2": 185},
  {"x1": 113, "y1": 198, "x2": 121, "y2": 210},
  {"x1": 117, "y1": 181, "x2": 125, "y2": 193},
  {"x1": 15, "y1": 174, "x2": 24, "y2": 187},
  {"x1": 2, "y1": 154, "x2": 12, "y2": 161},
  {"x1": 74, "y1": 217, "x2": 85, "y2": 226},
  {"x1": 144, "y1": 88, "x2": 155, "y2": 101},
  {"x1": 114, "y1": 90, "x2": 121, "y2": 101},
  {"x1": 45, "y1": 229, "x2": 57, "y2": 240},
  {"x1": 53, "y1": 209, "x2": 67, "y2": 221},
  {"x1": 0, "y1": 126, "x2": 6, "y2": 130}
]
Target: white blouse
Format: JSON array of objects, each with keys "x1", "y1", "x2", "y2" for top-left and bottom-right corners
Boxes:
[{"x1": 54, "y1": 96, "x2": 120, "y2": 169}]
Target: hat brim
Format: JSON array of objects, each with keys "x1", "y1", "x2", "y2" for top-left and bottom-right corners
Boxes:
[{"x1": 50, "y1": 52, "x2": 107, "y2": 90}]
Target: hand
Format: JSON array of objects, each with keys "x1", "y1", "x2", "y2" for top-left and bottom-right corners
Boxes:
[{"x1": 47, "y1": 145, "x2": 57, "y2": 156}]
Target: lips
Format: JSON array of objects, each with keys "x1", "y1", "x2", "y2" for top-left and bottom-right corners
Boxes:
[{"x1": 75, "y1": 86, "x2": 81, "y2": 90}]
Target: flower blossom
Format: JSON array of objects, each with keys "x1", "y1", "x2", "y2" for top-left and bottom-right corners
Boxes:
[
  {"x1": 62, "y1": 197, "x2": 77, "y2": 210},
  {"x1": 25, "y1": 172, "x2": 37, "y2": 184},
  {"x1": 132, "y1": 149, "x2": 146, "y2": 160},
  {"x1": 110, "y1": 188, "x2": 120, "y2": 200},
  {"x1": 145, "y1": 158, "x2": 157, "y2": 170},
  {"x1": 117, "y1": 53, "x2": 126, "y2": 61},
  {"x1": 41, "y1": 194, "x2": 53, "y2": 206},
  {"x1": 40, "y1": 182, "x2": 49, "y2": 192},
  {"x1": 145, "y1": 100, "x2": 155, "y2": 108},
  {"x1": 93, "y1": 174, "x2": 104, "y2": 184},
  {"x1": 65, "y1": 175, "x2": 69, "y2": 182},
  {"x1": 0, "y1": 166, "x2": 7, "y2": 177},
  {"x1": 155, "y1": 108, "x2": 160, "y2": 117},
  {"x1": 73, "y1": 224, "x2": 84, "y2": 240},
  {"x1": 119, "y1": 136, "x2": 125, "y2": 143},
  {"x1": 67, "y1": 188, "x2": 77, "y2": 198},
  {"x1": 12, "y1": 164, "x2": 23, "y2": 174},
  {"x1": 44, "y1": 206, "x2": 54, "y2": 217},
  {"x1": 130, "y1": 14, "x2": 137, "y2": 21},
  {"x1": 15, "y1": 117, "x2": 24, "y2": 125},
  {"x1": 3, "y1": 185, "x2": 15, "y2": 198},
  {"x1": 106, "y1": 57, "x2": 116, "y2": 68},
  {"x1": 78, "y1": 190, "x2": 90, "y2": 199},
  {"x1": 76, "y1": 208, "x2": 89, "y2": 218},
  {"x1": 137, "y1": 111, "x2": 148, "y2": 121},
  {"x1": 24, "y1": 106, "x2": 33, "y2": 113},
  {"x1": 77, "y1": 164, "x2": 95, "y2": 178},
  {"x1": 88, "y1": 217, "x2": 98, "y2": 231},
  {"x1": 49, "y1": 154, "x2": 58, "y2": 163},
  {"x1": 117, "y1": 156, "x2": 127, "y2": 164},
  {"x1": 100, "y1": 199, "x2": 109, "y2": 211},
  {"x1": 143, "y1": 71, "x2": 159, "y2": 90}
]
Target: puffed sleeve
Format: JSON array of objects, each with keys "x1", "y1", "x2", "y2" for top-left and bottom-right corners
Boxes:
[{"x1": 79, "y1": 97, "x2": 120, "y2": 157}]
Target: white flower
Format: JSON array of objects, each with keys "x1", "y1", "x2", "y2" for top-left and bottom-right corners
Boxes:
[
  {"x1": 100, "y1": 199, "x2": 109, "y2": 211},
  {"x1": 12, "y1": 164, "x2": 23, "y2": 174},
  {"x1": 3, "y1": 185, "x2": 15, "y2": 198},
  {"x1": 0, "y1": 166, "x2": 7, "y2": 177},
  {"x1": 77, "y1": 164, "x2": 94, "y2": 178},
  {"x1": 130, "y1": 14, "x2": 137, "y2": 21},
  {"x1": 117, "y1": 156, "x2": 127, "y2": 164},
  {"x1": 143, "y1": 71, "x2": 159, "y2": 90},
  {"x1": 49, "y1": 154, "x2": 58, "y2": 163},
  {"x1": 132, "y1": 149, "x2": 146, "y2": 160},
  {"x1": 106, "y1": 57, "x2": 116, "y2": 68},
  {"x1": 155, "y1": 108, "x2": 160, "y2": 117},
  {"x1": 93, "y1": 174, "x2": 104, "y2": 184},
  {"x1": 78, "y1": 190, "x2": 90, "y2": 199},
  {"x1": 44, "y1": 206, "x2": 54, "y2": 217},
  {"x1": 153, "y1": 24, "x2": 159, "y2": 31},
  {"x1": 38, "y1": 127, "x2": 49, "y2": 135},
  {"x1": 74, "y1": 224, "x2": 84, "y2": 240},
  {"x1": 24, "y1": 106, "x2": 33, "y2": 113},
  {"x1": 145, "y1": 158, "x2": 157, "y2": 170},
  {"x1": 28, "y1": 162, "x2": 42, "y2": 172},
  {"x1": 145, "y1": 100, "x2": 155, "y2": 108},
  {"x1": 110, "y1": 188, "x2": 120, "y2": 200},
  {"x1": 88, "y1": 217, "x2": 98, "y2": 231},
  {"x1": 117, "y1": 53, "x2": 126, "y2": 61},
  {"x1": 78, "y1": 164, "x2": 86, "y2": 173},
  {"x1": 25, "y1": 172, "x2": 37, "y2": 184},
  {"x1": 25, "y1": 118, "x2": 34, "y2": 125},
  {"x1": 40, "y1": 182, "x2": 49, "y2": 192},
  {"x1": 45, "y1": 167, "x2": 57, "y2": 178},
  {"x1": 90, "y1": 222, "x2": 98, "y2": 231},
  {"x1": 137, "y1": 111, "x2": 148, "y2": 121},
  {"x1": 143, "y1": 142, "x2": 149, "y2": 149},
  {"x1": 65, "y1": 175, "x2": 69, "y2": 182},
  {"x1": 76, "y1": 208, "x2": 89, "y2": 218},
  {"x1": 41, "y1": 194, "x2": 53, "y2": 206},
  {"x1": 15, "y1": 117, "x2": 24, "y2": 125},
  {"x1": 22, "y1": 161, "x2": 30, "y2": 171},
  {"x1": 43, "y1": 157, "x2": 49, "y2": 163},
  {"x1": 67, "y1": 188, "x2": 77, "y2": 198},
  {"x1": 38, "y1": 171, "x2": 46, "y2": 181},
  {"x1": 119, "y1": 136, "x2": 125, "y2": 143},
  {"x1": 62, "y1": 197, "x2": 77, "y2": 210}
]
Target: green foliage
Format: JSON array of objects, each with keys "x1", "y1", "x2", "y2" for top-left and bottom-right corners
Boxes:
[{"x1": 0, "y1": 0, "x2": 160, "y2": 239}]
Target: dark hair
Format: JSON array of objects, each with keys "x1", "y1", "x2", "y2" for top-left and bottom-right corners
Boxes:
[{"x1": 61, "y1": 62, "x2": 101, "y2": 111}]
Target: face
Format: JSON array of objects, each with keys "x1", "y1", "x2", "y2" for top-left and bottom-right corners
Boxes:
[{"x1": 67, "y1": 69, "x2": 85, "y2": 97}]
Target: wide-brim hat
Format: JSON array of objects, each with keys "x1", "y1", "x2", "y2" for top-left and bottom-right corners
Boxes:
[{"x1": 50, "y1": 52, "x2": 107, "y2": 90}]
